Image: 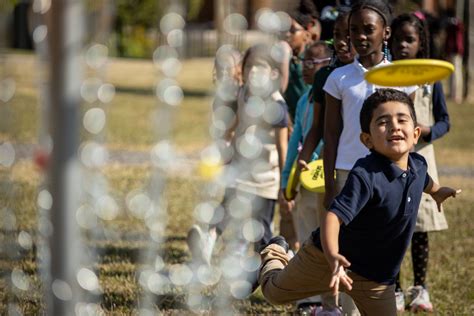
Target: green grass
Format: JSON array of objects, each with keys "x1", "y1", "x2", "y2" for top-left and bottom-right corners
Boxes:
[
  {"x1": 2, "y1": 54, "x2": 214, "y2": 152},
  {"x1": 1, "y1": 52, "x2": 473, "y2": 314},
  {"x1": 435, "y1": 101, "x2": 474, "y2": 167}
]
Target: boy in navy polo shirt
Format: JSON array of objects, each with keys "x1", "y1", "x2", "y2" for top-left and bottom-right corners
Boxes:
[{"x1": 256, "y1": 89, "x2": 460, "y2": 315}]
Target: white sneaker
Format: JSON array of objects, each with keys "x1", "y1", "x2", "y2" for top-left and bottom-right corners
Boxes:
[
  {"x1": 406, "y1": 285, "x2": 434, "y2": 313},
  {"x1": 186, "y1": 225, "x2": 216, "y2": 265},
  {"x1": 395, "y1": 290, "x2": 405, "y2": 312}
]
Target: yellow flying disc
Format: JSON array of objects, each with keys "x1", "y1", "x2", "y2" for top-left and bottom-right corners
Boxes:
[
  {"x1": 300, "y1": 159, "x2": 326, "y2": 193},
  {"x1": 285, "y1": 160, "x2": 298, "y2": 200},
  {"x1": 198, "y1": 159, "x2": 223, "y2": 180},
  {"x1": 365, "y1": 59, "x2": 454, "y2": 87}
]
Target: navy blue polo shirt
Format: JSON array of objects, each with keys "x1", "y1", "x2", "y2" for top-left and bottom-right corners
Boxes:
[{"x1": 312, "y1": 151, "x2": 429, "y2": 284}]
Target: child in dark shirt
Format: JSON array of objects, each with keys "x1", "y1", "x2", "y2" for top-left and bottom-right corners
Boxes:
[{"x1": 256, "y1": 89, "x2": 460, "y2": 316}]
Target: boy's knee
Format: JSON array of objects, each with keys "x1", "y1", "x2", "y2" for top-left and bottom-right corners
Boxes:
[
  {"x1": 260, "y1": 270, "x2": 292, "y2": 305},
  {"x1": 261, "y1": 285, "x2": 290, "y2": 305}
]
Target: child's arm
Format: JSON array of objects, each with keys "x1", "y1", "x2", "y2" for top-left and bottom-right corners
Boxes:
[
  {"x1": 298, "y1": 102, "x2": 324, "y2": 163},
  {"x1": 323, "y1": 94, "x2": 343, "y2": 209},
  {"x1": 279, "y1": 112, "x2": 301, "y2": 211},
  {"x1": 320, "y1": 210, "x2": 353, "y2": 295},
  {"x1": 424, "y1": 175, "x2": 461, "y2": 212},
  {"x1": 223, "y1": 116, "x2": 238, "y2": 144},
  {"x1": 295, "y1": 101, "x2": 324, "y2": 181},
  {"x1": 281, "y1": 97, "x2": 306, "y2": 200},
  {"x1": 279, "y1": 42, "x2": 291, "y2": 93},
  {"x1": 276, "y1": 127, "x2": 288, "y2": 176},
  {"x1": 420, "y1": 82, "x2": 450, "y2": 142}
]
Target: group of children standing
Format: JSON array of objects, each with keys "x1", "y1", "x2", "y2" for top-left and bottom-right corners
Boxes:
[{"x1": 187, "y1": 1, "x2": 460, "y2": 315}]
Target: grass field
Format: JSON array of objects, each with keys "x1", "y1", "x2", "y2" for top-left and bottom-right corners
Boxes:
[{"x1": 1, "y1": 52, "x2": 473, "y2": 315}]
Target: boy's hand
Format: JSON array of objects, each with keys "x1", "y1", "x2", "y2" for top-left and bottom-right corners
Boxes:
[
  {"x1": 298, "y1": 159, "x2": 310, "y2": 171},
  {"x1": 278, "y1": 189, "x2": 295, "y2": 214},
  {"x1": 327, "y1": 253, "x2": 352, "y2": 295},
  {"x1": 431, "y1": 187, "x2": 461, "y2": 212}
]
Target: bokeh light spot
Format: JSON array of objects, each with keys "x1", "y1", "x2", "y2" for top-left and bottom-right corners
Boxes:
[
  {"x1": 83, "y1": 107, "x2": 106, "y2": 134},
  {"x1": 95, "y1": 195, "x2": 119, "y2": 220},
  {"x1": 11, "y1": 269, "x2": 29, "y2": 291},
  {"x1": 197, "y1": 265, "x2": 221, "y2": 285},
  {"x1": 32, "y1": 25, "x2": 48, "y2": 43},
  {"x1": 161, "y1": 57, "x2": 182, "y2": 78},
  {"x1": 230, "y1": 280, "x2": 252, "y2": 299},
  {"x1": 223, "y1": 13, "x2": 248, "y2": 35},
  {"x1": 77, "y1": 268, "x2": 99, "y2": 292},
  {"x1": 160, "y1": 13, "x2": 185, "y2": 34},
  {"x1": 98, "y1": 83, "x2": 115, "y2": 103},
  {"x1": 0, "y1": 142, "x2": 15, "y2": 167},
  {"x1": 0, "y1": 78, "x2": 15, "y2": 103},
  {"x1": 242, "y1": 219, "x2": 264, "y2": 242},
  {"x1": 126, "y1": 190, "x2": 152, "y2": 219},
  {"x1": 37, "y1": 189, "x2": 53, "y2": 210},
  {"x1": 85, "y1": 44, "x2": 108, "y2": 69},
  {"x1": 18, "y1": 231, "x2": 33, "y2": 250},
  {"x1": 52, "y1": 279, "x2": 73, "y2": 301},
  {"x1": 245, "y1": 96, "x2": 265, "y2": 118},
  {"x1": 169, "y1": 264, "x2": 193, "y2": 286},
  {"x1": 76, "y1": 204, "x2": 98, "y2": 230},
  {"x1": 80, "y1": 78, "x2": 102, "y2": 103},
  {"x1": 80, "y1": 141, "x2": 108, "y2": 168},
  {"x1": 153, "y1": 46, "x2": 179, "y2": 68},
  {"x1": 32, "y1": 0, "x2": 51, "y2": 14},
  {"x1": 167, "y1": 29, "x2": 184, "y2": 48}
]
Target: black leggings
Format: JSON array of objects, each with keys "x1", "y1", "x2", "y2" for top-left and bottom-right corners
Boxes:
[{"x1": 396, "y1": 232, "x2": 429, "y2": 290}]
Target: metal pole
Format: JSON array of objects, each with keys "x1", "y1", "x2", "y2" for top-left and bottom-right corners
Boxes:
[{"x1": 47, "y1": 0, "x2": 84, "y2": 314}]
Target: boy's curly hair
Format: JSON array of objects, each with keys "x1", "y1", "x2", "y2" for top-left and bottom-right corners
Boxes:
[{"x1": 360, "y1": 88, "x2": 417, "y2": 133}]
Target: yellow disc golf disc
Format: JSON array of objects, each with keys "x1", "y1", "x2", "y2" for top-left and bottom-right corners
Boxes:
[
  {"x1": 285, "y1": 160, "x2": 298, "y2": 200},
  {"x1": 365, "y1": 59, "x2": 454, "y2": 87},
  {"x1": 300, "y1": 159, "x2": 326, "y2": 193},
  {"x1": 198, "y1": 159, "x2": 223, "y2": 180}
]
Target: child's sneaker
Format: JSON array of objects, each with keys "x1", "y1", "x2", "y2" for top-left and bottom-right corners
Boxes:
[
  {"x1": 186, "y1": 225, "x2": 216, "y2": 265},
  {"x1": 251, "y1": 236, "x2": 289, "y2": 293},
  {"x1": 395, "y1": 289, "x2": 405, "y2": 312},
  {"x1": 406, "y1": 285, "x2": 434, "y2": 313},
  {"x1": 296, "y1": 303, "x2": 318, "y2": 315},
  {"x1": 314, "y1": 307, "x2": 343, "y2": 316},
  {"x1": 266, "y1": 236, "x2": 289, "y2": 253}
]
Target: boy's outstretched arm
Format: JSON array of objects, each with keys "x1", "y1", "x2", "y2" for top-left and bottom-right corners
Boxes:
[
  {"x1": 424, "y1": 175, "x2": 461, "y2": 212},
  {"x1": 320, "y1": 210, "x2": 353, "y2": 295}
]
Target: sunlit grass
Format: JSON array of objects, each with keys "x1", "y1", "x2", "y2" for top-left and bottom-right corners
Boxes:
[
  {"x1": 2, "y1": 53, "x2": 214, "y2": 152},
  {"x1": 1, "y1": 52, "x2": 473, "y2": 314}
]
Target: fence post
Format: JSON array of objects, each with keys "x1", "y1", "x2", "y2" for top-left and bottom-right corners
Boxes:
[{"x1": 46, "y1": 0, "x2": 84, "y2": 314}]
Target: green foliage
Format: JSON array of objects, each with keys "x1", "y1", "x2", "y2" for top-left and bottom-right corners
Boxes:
[
  {"x1": 113, "y1": 0, "x2": 207, "y2": 57},
  {"x1": 116, "y1": 0, "x2": 162, "y2": 29},
  {"x1": 114, "y1": 0, "x2": 163, "y2": 57},
  {"x1": 119, "y1": 26, "x2": 155, "y2": 58},
  {"x1": 0, "y1": 0, "x2": 17, "y2": 12},
  {"x1": 187, "y1": 0, "x2": 205, "y2": 21}
]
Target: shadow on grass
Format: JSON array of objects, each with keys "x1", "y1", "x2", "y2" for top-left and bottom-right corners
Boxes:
[
  {"x1": 92, "y1": 237, "x2": 190, "y2": 264},
  {"x1": 115, "y1": 86, "x2": 211, "y2": 98}
]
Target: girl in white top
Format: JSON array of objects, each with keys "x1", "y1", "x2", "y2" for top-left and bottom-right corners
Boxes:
[{"x1": 323, "y1": 0, "x2": 417, "y2": 208}]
